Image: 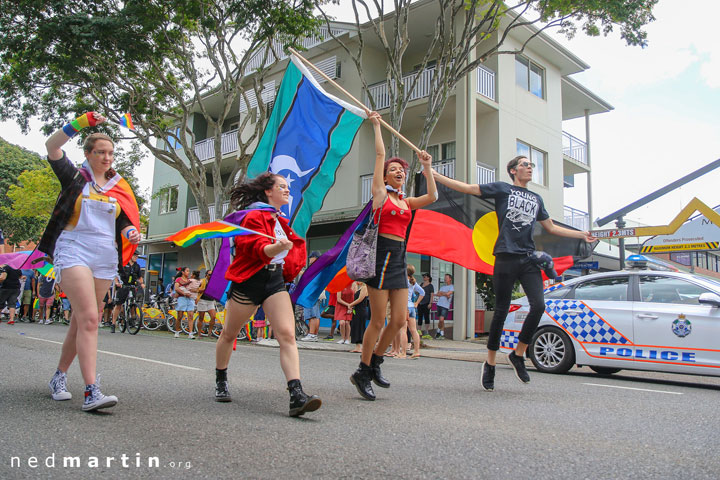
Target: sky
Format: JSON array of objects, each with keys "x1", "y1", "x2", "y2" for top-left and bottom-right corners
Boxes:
[{"x1": 1, "y1": 0, "x2": 719, "y2": 228}]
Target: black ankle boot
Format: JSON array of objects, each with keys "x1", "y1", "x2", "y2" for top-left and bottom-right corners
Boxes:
[
  {"x1": 287, "y1": 379, "x2": 322, "y2": 417},
  {"x1": 215, "y1": 368, "x2": 231, "y2": 402},
  {"x1": 370, "y1": 353, "x2": 390, "y2": 388},
  {"x1": 350, "y1": 362, "x2": 376, "y2": 400}
]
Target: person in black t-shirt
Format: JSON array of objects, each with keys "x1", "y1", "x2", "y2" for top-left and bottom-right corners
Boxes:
[
  {"x1": 110, "y1": 252, "x2": 144, "y2": 333},
  {"x1": 433, "y1": 155, "x2": 595, "y2": 390},
  {"x1": 0, "y1": 264, "x2": 22, "y2": 324}
]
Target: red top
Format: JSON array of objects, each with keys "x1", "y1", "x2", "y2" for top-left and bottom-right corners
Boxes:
[
  {"x1": 225, "y1": 210, "x2": 306, "y2": 284},
  {"x1": 374, "y1": 195, "x2": 412, "y2": 239}
]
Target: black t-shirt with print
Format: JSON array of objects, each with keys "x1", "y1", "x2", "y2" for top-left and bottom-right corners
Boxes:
[{"x1": 478, "y1": 181, "x2": 549, "y2": 255}]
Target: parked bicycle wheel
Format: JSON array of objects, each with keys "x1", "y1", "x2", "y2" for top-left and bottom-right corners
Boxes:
[
  {"x1": 166, "y1": 313, "x2": 180, "y2": 333},
  {"x1": 295, "y1": 319, "x2": 309, "y2": 339},
  {"x1": 126, "y1": 305, "x2": 142, "y2": 335},
  {"x1": 141, "y1": 307, "x2": 164, "y2": 331},
  {"x1": 117, "y1": 311, "x2": 127, "y2": 333}
]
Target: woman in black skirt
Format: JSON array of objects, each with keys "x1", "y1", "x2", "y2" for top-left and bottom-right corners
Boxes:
[
  {"x1": 349, "y1": 281, "x2": 368, "y2": 353},
  {"x1": 349, "y1": 112, "x2": 438, "y2": 400}
]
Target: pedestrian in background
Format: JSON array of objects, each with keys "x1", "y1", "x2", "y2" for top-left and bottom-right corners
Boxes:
[
  {"x1": 417, "y1": 273, "x2": 434, "y2": 338},
  {"x1": 20, "y1": 268, "x2": 36, "y2": 322},
  {"x1": 0, "y1": 264, "x2": 22, "y2": 325},
  {"x1": 195, "y1": 269, "x2": 217, "y2": 337},
  {"x1": 37, "y1": 273, "x2": 56, "y2": 324},
  {"x1": 174, "y1": 267, "x2": 194, "y2": 339},
  {"x1": 349, "y1": 281, "x2": 369, "y2": 353},
  {"x1": 299, "y1": 251, "x2": 324, "y2": 342},
  {"x1": 434, "y1": 274, "x2": 454, "y2": 339},
  {"x1": 334, "y1": 283, "x2": 355, "y2": 345}
]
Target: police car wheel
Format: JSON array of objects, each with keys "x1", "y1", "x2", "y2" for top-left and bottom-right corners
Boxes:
[
  {"x1": 589, "y1": 366, "x2": 621, "y2": 375},
  {"x1": 529, "y1": 327, "x2": 575, "y2": 374}
]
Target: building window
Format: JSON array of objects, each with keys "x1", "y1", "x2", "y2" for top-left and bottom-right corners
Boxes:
[
  {"x1": 159, "y1": 186, "x2": 179, "y2": 214},
  {"x1": 516, "y1": 140, "x2": 546, "y2": 186},
  {"x1": 427, "y1": 141, "x2": 456, "y2": 178},
  {"x1": 515, "y1": 55, "x2": 544, "y2": 99}
]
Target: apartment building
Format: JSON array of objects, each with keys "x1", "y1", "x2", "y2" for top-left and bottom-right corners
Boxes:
[{"x1": 144, "y1": 1, "x2": 612, "y2": 339}]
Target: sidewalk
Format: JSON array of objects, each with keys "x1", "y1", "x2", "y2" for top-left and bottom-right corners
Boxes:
[{"x1": 255, "y1": 335, "x2": 512, "y2": 364}]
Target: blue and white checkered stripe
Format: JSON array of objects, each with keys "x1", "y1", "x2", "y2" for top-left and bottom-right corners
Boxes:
[
  {"x1": 545, "y1": 300, "x2": 629, "y2": 344},
  {"x1": 544, "y1": 283, "x2": 565, "y2": 293},
  {"x1": 500, "y1": 330, "x2": 519, "y2": 349}
]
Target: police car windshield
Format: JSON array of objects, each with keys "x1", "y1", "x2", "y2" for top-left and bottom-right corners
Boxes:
[{"x1": 692, "y1": 274, "x2": 720, "y2": 290}]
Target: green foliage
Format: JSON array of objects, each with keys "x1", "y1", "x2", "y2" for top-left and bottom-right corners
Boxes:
[
  {"x1": 6, "y1": 167, "x2": 60, "y2": 218},
  {"x1": 0, "y1": 137, "x2": 48, "y2": 242},
  {"x1": 476, "y1": 273, "x2": 496, "y2": 310}
]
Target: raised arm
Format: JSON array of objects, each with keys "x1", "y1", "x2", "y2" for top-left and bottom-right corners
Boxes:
[
  {"x1": 45, "y1": 112, "x2": 105, "y2": 161},
  {"x1": 368, "y1": 112, "x2": 387, "y2": 209},
  {"x1": 432, "y1": 169, "x2": 481, "y2": 196},
  {"x1": 539, "y1": 218, "x2": 597, "y2": 243},
  {"x1": 406, "y1": 150, "x2": 438, "y2": 210}
]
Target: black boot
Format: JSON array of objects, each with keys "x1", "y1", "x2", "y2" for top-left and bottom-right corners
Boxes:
[
  {"x1": 287, "y1": 379, "x2": 322, "y2": 417},
  {"x1": 350, "y1": 362, "x2": 376, "y2": 401},
  {"x1": 215, "y1": 368, "x2": 231, "y2": 402},
  {"x1": 110, "y1": 324, "x2": 115, "y2": 333},
  {"x1": 370, "y1": 353, "x2": 390, "y2": 388}
]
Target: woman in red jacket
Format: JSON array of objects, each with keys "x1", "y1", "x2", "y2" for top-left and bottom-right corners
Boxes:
[{"x1": 214, "y1": 172, "x2": 321, "y2": 417}]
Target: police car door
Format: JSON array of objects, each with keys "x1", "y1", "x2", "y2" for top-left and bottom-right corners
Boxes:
[
  {"x1": 563, "y1": 275, "x2": 635, "y2": 367},
  {"x1": 633, "y1": 274, "x2": 720, "y2": 375}
]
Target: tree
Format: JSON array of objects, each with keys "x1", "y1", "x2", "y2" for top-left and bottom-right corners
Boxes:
[
  {"x1": 0, "y1": 0, "x2": 323, "y2": 266},
  {"x1": 0, "y1": 137, "x2": 47, "y2": 243},
  {"x1": 318, "y1": 0, "x2": 657, "y2": 192}
]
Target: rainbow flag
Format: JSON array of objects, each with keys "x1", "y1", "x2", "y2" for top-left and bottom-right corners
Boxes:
[
  {"x1": 119, "y1": 113, "x2": 135, "y2": 130},
  {"x1": 166, "y1": 220, "x2": 266, "y2": 248}
]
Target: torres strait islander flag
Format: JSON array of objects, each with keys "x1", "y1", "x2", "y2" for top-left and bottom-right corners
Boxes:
[
  {"x1": 408, "y1": 176, "x2": 594, "y2": 279},
  {"x1": 246, "y1": 54, "x2": 367, "y2": 238}
]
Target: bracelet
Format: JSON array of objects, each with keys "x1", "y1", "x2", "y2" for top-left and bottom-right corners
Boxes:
[{"x1": 123, "y1": 228, "x2": 137, "y2": 239}]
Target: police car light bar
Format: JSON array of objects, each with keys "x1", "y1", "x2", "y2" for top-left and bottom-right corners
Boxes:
[{"x1": 626, "y1": 254, "x2": 678, "y2": 272}]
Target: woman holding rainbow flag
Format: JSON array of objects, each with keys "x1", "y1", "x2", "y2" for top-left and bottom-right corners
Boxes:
[
  {"x1": 213, "y1": 172, "x2": 322, "y2": 417},
  {"x1": 43, "y1": 112, "x2": 140, "y2": 412}
]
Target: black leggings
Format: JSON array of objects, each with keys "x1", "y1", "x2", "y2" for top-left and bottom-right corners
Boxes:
[
  {"x1": 487, "y1": 253, "x2": 545, "y2": 351},
  {"x1": 417, "y1": 304, "x2": 431, "y2": 326}
]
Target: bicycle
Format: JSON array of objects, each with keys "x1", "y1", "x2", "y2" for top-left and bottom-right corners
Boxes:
[
  {"x1": 117, "y1": 286, "x2": 142, "y2": 335},
  {"x1": 142, "y1": 294, "x2": 172, "y2": 331}
]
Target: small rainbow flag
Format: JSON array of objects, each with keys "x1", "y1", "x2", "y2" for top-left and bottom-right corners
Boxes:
[
  {"x1": 166, "y1": 220, "x2": 266, "y2": 248},
  {"x1": 119, "y1": 113, "x2": 135, "y2": 130}
]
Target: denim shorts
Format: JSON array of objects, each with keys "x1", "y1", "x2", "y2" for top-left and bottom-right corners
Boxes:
[
  {"x1": 408, "y1": 306, "x2": 417, "y2": 318},
  {"x1": 54, "y1": 230, "x2": 118, "y2": 283},
  {"x1": 61, "y1": 298, "x2": 71, "y2": 311},
  {"x1": 303, "y1": 302, "x2": 321, "y2": 321},
  {"x1": 436, "y1": 306, "x2": 449, "y2": 318},
  {"x1": 176, "y1": 296, "x2": 195, "y2": 312}
]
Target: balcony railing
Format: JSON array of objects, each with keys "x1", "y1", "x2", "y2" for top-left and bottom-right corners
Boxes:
[
  {"x1": 476, "y1": 163, "x2": 495, "y2": 184},
  {"x1": 434, "y1": 158, "x2": 455, "y2": 178},
  {"x1": 187, "y1": 201, "x2": 231, "y2": 227},
  {"x1": 476, "y1": 65, "x2": 496, "y2": 101},
  {"x1": 365, "y1": 67, "x2": 436, "y2": 110},
  {"x1": 564, "y1": 205, "x2": 589, "y2": 231},
  {"x1": 193, "y1": 129, "x2": 239, "y2": 162},
  {"x1": 562, "y1": 131, "x2": 587, "y2": 165},
  {"x1": 244, "y1": 26, "x2": 349, "y2": 74}
]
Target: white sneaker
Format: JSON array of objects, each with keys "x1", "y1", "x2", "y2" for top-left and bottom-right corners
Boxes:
[
  {"x1": 188, "y1": 333, "x2": 196, "y2": 339},
  {"x1": 299, "y1": 334, "x2": 316, "y2": 342},
  {"x1": 337, "y1": 339, "x2": 345, "y2": 344},
  {"x1": 46, "y1": 319, "x2": 53, "y2": 325},
  {"x1": 49, "y1": 370, "x2": 72, "y2": 401},
  {"x1": 344, "y1": 339, "x2": 351, "y2": 345},
  {"x1": 174, "y1": 332, "x2": 180, "y2": 338}
]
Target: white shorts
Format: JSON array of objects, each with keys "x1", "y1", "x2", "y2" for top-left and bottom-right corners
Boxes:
[
  {"x1": 196, "y1": 298, "x2": 216, "y2": 312},
  {"x1": 53, "y1": 230, "x2": 118, "y2": 284}
]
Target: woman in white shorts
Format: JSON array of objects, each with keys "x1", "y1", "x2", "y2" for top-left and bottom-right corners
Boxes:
[
  {"x1": 196, "y1": 270, "x2": 217, "y2": 337},
  {"x1": 41, "y1": 112, "x2": 140, "y2": 412}
]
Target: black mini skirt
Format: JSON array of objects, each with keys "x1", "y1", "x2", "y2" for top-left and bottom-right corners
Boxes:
[{"x1": 365, "y1": 236, "x2": 408, "y2": 290}]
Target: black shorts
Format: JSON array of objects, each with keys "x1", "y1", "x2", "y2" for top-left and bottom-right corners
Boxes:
[
  {"x1": 0, "y1": 289, "x2": 20, "y2": 309},
  {"x1": 230, "y1": 265, "x2": 286, "y2": 306},
  {"x1": 114, "y1": 286, "x2": 135, "y2": 306},
  {"x1": 365, "y1": 236, "x2": 408, "y2": 290}
]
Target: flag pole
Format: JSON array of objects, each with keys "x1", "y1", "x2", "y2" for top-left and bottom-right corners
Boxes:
[{"x1": 287, "y1": 47, "x2": 422, "y2": 155}]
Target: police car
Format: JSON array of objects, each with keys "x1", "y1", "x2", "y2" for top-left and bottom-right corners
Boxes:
[{"x1": 503, "y1": 257, "x2": 720, "y2": 377}]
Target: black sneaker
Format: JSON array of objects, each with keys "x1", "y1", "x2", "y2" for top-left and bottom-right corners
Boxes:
[
  {"x1": 507, "y1": 351, "x2": 530, "y2": 384},
  {"x1": 350, "y1": 363, "x2": 376, "y2": 401},
  {"x1": 323, "y1": 335, "x2": 334, "y2": 340},
  {"x1": 215, "y1": 380, "x2": 232, "y2": 402},
  {"x1": 287, "y1": 380, "x2": 322, "y2": 417},
  {"x1": 480, "y1": 361, "x2": 495, "y2": 391}
]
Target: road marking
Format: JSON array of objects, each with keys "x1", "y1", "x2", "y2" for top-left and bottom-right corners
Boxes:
[
  {"x1": 21, "y1": 335, "x2": 202, "y2": 371},
  {"x1": 583, "y1": 382, "x2": 683, "y2": 395}
]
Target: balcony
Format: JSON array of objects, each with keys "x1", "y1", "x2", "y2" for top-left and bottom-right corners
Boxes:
[
  {"x1": 476, "y1": 65, "x2": 495, "y2": 101},
  {"x1": 193, "y1": 129, "x2": 239, "y2": 162},
  {"x1": 564, "y1": 205, "x2": 589, "y2": 231},
  {"x1": 476, "y1": 163, "x2": 495, "y2": 184},
  {"x1": 365, "y1": 65, "x2": 496, "y2": 110},
  {"x1": 562, "y1": 131, "x2": 587, "y2": 166},
  {"x1": 187, "y1": 201, "x2": 230, "y2": 227}
]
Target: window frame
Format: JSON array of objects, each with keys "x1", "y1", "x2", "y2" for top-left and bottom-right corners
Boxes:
[
  {"x1": 516, "y1": 140, "x2": 547, "y2": 186},
  {"x1": 159, "y1": 185, "x2": 179, "y2": 215},
  {"x1": 515, "y1": 54, "x2": 545, "y2": 99},
  {"x1": 569, "y1": 275, "x2": 631, "y2": 302}
]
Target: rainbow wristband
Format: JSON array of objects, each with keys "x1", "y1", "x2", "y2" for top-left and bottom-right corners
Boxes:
[
  {"x1": 123, "y1": 228, "x2": 137, "y2": 239},
  {"x1": 61, "y1": 113, "x2": 93, "y2": 138}
]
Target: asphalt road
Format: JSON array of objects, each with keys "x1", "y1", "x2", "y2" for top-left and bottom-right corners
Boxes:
[{"x1": 2, "y1": 322, "x2": 719, "y2": 479}]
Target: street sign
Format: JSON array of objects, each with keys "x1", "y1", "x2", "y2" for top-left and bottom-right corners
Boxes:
[
  {"x1": 641, "y1": 203, "x2": 720, "y2": 253},
  {"x1": 591, "y1": 228, "x2": 637, "y2": 239},
  {"x1": 574, "y1": 261, "x2": 599, "y2": 270}
]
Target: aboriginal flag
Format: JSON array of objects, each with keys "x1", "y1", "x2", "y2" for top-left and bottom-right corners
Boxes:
[{"x1": 407, "y1": 175, "x2": 593, "y2": 277}]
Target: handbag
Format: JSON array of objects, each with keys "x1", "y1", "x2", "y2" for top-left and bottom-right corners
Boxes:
[
  {"x1": 347, "y1": 198, "x2": 383, "y2": 281},
  {"x1": 320, "y1": 305, "x2": 335, "y2": 319}
]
